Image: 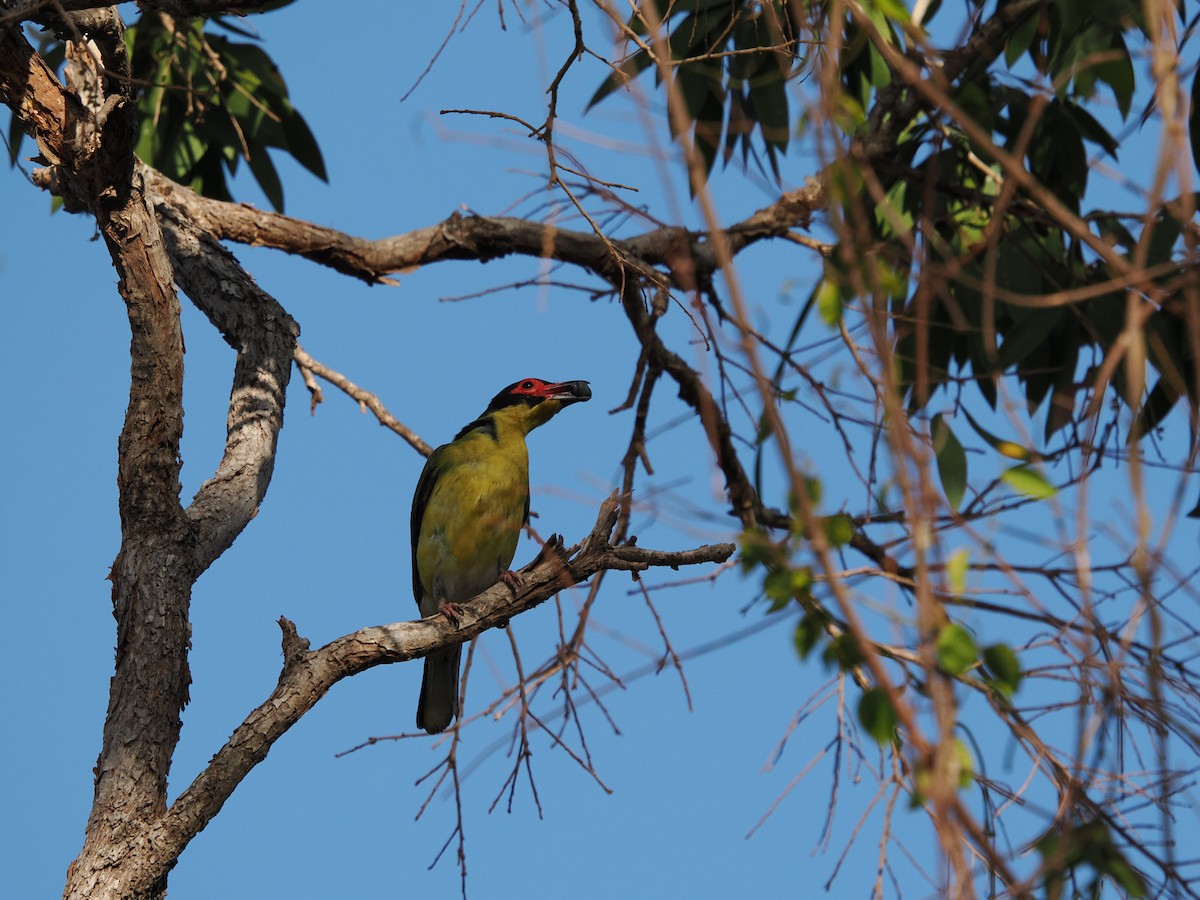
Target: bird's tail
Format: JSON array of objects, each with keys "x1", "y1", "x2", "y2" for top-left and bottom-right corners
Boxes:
[{"x1": 416, "y1": 645, "x2": 462, "y2": 734}]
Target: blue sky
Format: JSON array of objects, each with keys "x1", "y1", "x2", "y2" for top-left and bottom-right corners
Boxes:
[{"x1": 2, "y1": 3, "x2": 1197, "y2": 898}]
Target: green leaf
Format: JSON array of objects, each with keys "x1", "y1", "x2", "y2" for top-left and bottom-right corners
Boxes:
[
  {"x1": 1028, "y1": 101, "x2": 1088, "y2": 208},
  {"x1": 749, "y1": 67, "x2": 790, "y2": 152},
  {"x1": 1105, "y1": 854, "x2": 1148, "y2": 897},
  {"x1": 823, "y1": 632, "x2": 864, "y2": 671},
  {"x1": 122, "y1": 19, "x2": 325, "y2": 207},
  {"x1": 953, "y1": 81, "x2": 991, "y2": 133},
  {"x1": 952, "y1": 738, "x2": 975, "y2": 789},
  {"x1": 1037, "y1": 819, "x2": 1147, "y2": 899},
  {"x1": 245, "y1": 145, "x2": 284, "y2": 212},
  {"x1": 935, "y1": 623, "x2": 977, "y2": 676},
  {"x1": 590, "y1": 1, "x2": 805, "y2": 180},
  {"x1": 169, "y1": 126, "x2": 208, "y2": 177},
  {"x1": 627, "y1": 0, "x2": 734, "y2": 38},
  {"x1": 821, "y1": 513, "x2": 853, "y2": 547},
  {"x1": 1002, "y1": 464, "x2": 1057, "y2": 500},
  {"x1": 1094, "y1": 31, "x2": 1135, "y2": 119},
  {"x1": 793, "y1": 611, "x2": 825, "y2": 659},
  {"x1": 946, "y1": 548, "x2": 969, "y2": 597},
  {"x1": 754, "y1": 409, "x2": 774, "y2": 445},
  {"x1": 738, "y1": 527, "x2": 778, "y2": 572},
  {"x1": 1144, "y1": 206, "x2": 1183, "y2": 268},
  {"x1": 931, "y1": 415, "x2": 967, "y2": 511},
  {"x1": 588, "y1": 50, "x2": 653, "y2": 108},
  {"x1": 763, "y1": 565, "x2": 812, "y2": 611},
  {"x1": 816, "y1": 278, "x2": 842, "y2": 326},
  {"x1": 6, "y1": 110, "x2": 25, "y2": 166},
  {"x1": 786, "y1": 477, "x2": 822, "y2": 523},
  {"x1": 864, "y1": 0, "x2": 909, "y2": 21},
  {"x1": 866, "y1": 44, "x2": 891, "y2": 90},
  {"x1": 686, "y1": 65, "x2": 726, "y2": 183},
  {"x1": 875, "y1": 178, "x2": 912, "y2": 236},
  {"x1": 996, "y1": 306, "x2": 1065, "y2": 369},
  {"x1": 857, "y1": 687, "x2": 898, "y2": 746},
  {"x1": 1004, "y1": 6, "x2": 1041, "y2": 67},
  {"x1": 1059, "y1": 100, "x2": 1119, "y2": 158},
  {"x1": 982, "y1": 642, "x2": 1023, "y2": 697},
  {"x1": 280, "y1": 105, "x2": 328, "y2": 181},
  {"x1": 217, "y1": 38, "x2": 287, "y2": 95},
  {"x1": 996, "y1": 219, "x2": 1049, "y2": 298}
]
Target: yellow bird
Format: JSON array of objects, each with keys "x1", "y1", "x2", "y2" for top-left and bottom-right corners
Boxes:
[{"x1": 411, "y1": 377, "x2": 591, "y2": 733}]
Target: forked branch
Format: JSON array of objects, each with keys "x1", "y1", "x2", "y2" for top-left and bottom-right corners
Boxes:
[{"x1": 135, "y1": 494, "x2": 732, "y2": 896}]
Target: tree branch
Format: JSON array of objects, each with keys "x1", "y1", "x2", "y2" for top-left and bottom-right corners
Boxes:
[
  {"x1": 153, "y1": 198, "x2": 300, "y2": 574},
  {"x1": 292, "y1": 344, "x2": 433, "y2": 456},
  {"x1": 617, "y1": 280, "x2": 763, "y2": 527},
  {"x1": 142, "y1": 165, "x2": 817, "y2": 288},
  {"x1": 0, "y1": 20, "x2": 75, "y2": 163},
  {"x1": 138, "y1": 494, "x2": 733, "y2": 894}
]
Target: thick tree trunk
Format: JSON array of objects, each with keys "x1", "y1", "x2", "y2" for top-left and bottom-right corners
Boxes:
[{"x1": 62, "y1": 148, "x2": 194, "y2": 900}]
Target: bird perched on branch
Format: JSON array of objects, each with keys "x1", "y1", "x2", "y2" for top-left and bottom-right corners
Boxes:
[{"x1": 411, "y1": 377, "x2": 592, "y2": 734}]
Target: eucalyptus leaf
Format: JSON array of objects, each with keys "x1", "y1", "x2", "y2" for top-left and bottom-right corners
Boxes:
[
  {"x1": 858, "y1": 687, "x2": 898, "y2": 746},
  {"x1": 931, "y1": 415, "x2": 967, "y2": 512},
  {"x1": 1002, "y1": 465, "x2": 1057, "y2": 500},
  {"x1": 935, "y1": 623, "x2": 977, "y2": 676},
  {"x1": 982, "y1": 643, "x2": 1022, "y2": 696}
]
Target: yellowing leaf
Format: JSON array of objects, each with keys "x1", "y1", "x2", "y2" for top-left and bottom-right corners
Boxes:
[
  {"x1": 817, "y1": 279, "x2": 842, "y2": 326},
  {"x1": 996, "y1": 441, "x2": 1030, "y2": 461},
  {"x1": 946, "y1": 548, "x2": 969, "y2": 597},
  {"x1": 1002, "y1": 465, "x2": 1057, "y2": 500}
]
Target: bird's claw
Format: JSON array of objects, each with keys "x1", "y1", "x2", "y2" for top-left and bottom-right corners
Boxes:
[
  {"x1": 438, "y1": 600, "x2": 464, "y2": 626},
  {"x1": 500, "y1": 569, "x2": 520, "y2": 596}
]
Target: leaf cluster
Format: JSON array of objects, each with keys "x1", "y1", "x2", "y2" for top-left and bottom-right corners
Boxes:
[
  {"x1": 1036, "y1": 818, "x2": 1147, "y2": 898},
  {"x1": 817, "y1": 0, "x2": 1198, "y2": 448},
  {"x1": 590, "y1": 0, "x2": 807, "y2": 183},
  {"x1": 126, "y1": 12, "x2": 325, "y2": 211},
  {"x1": 7, "y1": 9, "x2": 325, "y2": 211},
  {"x1": 599, "y1": 0, "x2": 1195, "y2": 451}
]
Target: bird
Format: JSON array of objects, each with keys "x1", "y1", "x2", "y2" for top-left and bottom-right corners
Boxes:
[{"x1": 410, "y1": 377, "x2": 592, "y2": 734}]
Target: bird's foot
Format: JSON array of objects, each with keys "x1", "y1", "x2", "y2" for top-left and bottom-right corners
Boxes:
[
  {"x1": 499, "y1": 569, "x2": 520, "y2": 596},
  {"x1": 438, "y1": 600, "x2": 464, "y2": 626}
]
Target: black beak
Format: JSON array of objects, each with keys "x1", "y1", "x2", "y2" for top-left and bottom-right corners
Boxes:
[{"x1": 547, "y1": 381, "x2": 592, "y2": 405}]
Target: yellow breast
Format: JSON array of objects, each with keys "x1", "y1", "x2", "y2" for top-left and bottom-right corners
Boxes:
[{"x1": 415, "y1": 425, "x2": 529, "y2": 612}]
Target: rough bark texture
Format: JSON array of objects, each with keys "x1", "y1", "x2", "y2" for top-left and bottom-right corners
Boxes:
[
  {"x1": 141, "y1": 165, "x2": 821, "y2": 287},
  {"x1": 9, "y1": 10, "x2": 193, "y2": 900},
  {"x1": 154, "y1": 198, "x2": 300, "y2": 573}
]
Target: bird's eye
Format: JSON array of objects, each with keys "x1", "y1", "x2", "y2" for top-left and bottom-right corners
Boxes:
[{"x1": 521, "y1": 380, "x2": 534, "y2": 390}]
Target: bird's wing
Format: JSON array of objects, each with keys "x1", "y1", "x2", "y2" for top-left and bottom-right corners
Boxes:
[{"x1": 410, "y1": 445, "x2": 445, "y2": 612}]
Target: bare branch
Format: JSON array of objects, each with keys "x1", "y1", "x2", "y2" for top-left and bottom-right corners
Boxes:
[
  {"x1": 153, "y1": 200, "x2": 300, "y2": 574},
  {"x1": 141, "y1": 164, "x2": 816, "y2": 289},
  {"x1": 139, "y1": 494, "x2": 733, "y2": 893},
  {"x1": 292, "y1": 345, "x2": 433, "y2": 456}
]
